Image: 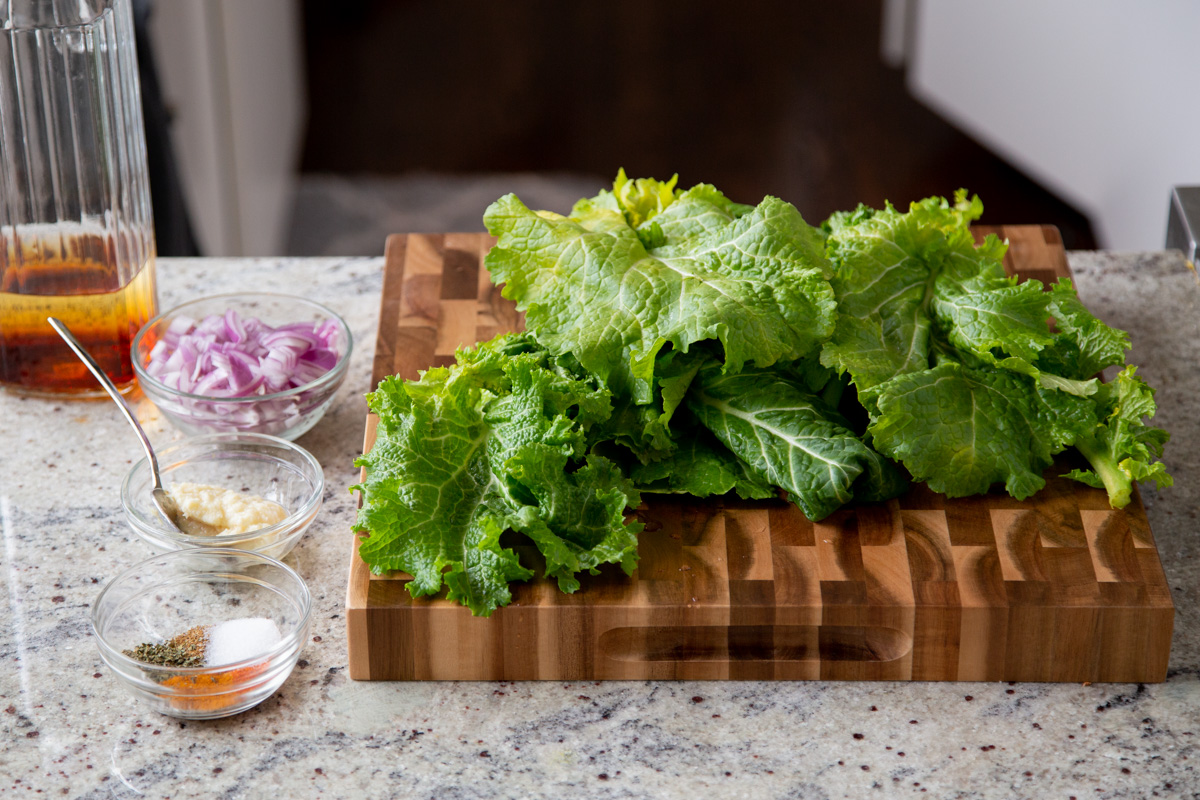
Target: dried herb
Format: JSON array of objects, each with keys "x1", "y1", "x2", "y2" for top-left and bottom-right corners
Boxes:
[{"x1": 124, "y1": 625, "x2": 210, "y2": 668}]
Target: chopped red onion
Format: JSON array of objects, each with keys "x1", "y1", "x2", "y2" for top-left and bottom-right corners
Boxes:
[{"x1": 144, "y1": 309, "x2": 344, "y2": 434}]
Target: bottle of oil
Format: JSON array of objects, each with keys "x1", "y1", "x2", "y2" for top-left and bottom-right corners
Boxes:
[
  {"x1": 0, "y1": 0, "x2": 158, "y2": 396},
  {"x1": 0, "y1": 229, "x2": 157, "y2": 395}
]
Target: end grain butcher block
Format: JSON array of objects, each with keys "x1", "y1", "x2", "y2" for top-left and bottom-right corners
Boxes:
[{"x1": 347, "y1": 227, "x2": 1174, "y2": 682}]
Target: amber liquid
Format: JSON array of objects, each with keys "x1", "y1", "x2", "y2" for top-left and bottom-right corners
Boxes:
[{"x1": 0, "y1": 257, "x2": 158, "y2": 395}]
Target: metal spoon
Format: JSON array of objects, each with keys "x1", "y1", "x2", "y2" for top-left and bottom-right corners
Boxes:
[{"x1": 47, "y1": 317, "x2": 185, "y2": 532}]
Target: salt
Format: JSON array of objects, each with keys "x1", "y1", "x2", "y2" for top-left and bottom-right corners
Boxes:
[{"x1": 204, "y1": 617, "x2": 283, "y2": 666}]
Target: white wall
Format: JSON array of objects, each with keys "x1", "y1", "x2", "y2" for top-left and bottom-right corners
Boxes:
[
  {"x1": 148, "y1": 0, "x2": 306, "y2": 256},
  {"x1": 905, "y1": 0, "x2": 1200, "y2": 249}
]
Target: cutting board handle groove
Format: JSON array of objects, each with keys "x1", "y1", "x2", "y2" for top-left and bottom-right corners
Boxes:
[{"x1": 598, "y1": 624, "x2": 913, "y2": 663}]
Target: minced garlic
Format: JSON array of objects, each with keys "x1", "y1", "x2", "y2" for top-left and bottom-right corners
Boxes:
[{"x1": 166, "y1": 482, "x2": 288, "y2": 536}]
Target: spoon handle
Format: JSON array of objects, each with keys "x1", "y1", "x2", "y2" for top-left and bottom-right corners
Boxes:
[{"x1": 46, "y1": 317, "x2": 163, "y2": 491}]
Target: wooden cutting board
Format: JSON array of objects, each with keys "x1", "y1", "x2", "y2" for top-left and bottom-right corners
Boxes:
[{"x1": 347, "y1": 227, "x2": 1174, "y2": 682}]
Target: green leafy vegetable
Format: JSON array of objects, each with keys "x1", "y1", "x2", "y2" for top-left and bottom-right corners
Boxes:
[
  {"x1": 353, "y1": 174, "x2": 1170, "y2": 615},
  {"x1": 688, "y1": 364, "x2": 906, "y2": 519},
  {"x1": 1040, "y1": 278, "x2": 1131, "y2": 379},
  {"x1": 483, "y1": 185, "x2": 837, "y2": 383},
  {"x1": 821, "y1": 190, "x2": 1168, "y2": 504},
  {"x1": 589, "y1": 349, "x2": 705, "y2": 464},
  {"x1": 867, "y1": 362, "x2": 1094, "y2": 499},
  {"x1": 819, "y1": 195, "x2": 968, "y2": 392},
  {"x1": 1065, "y1": 366, "x2": 1172, "y2": 508},
  {"x1": 574, "y1": 167, "x2": 684, "y2": 229},
  {"x1": 820, "y1": 191, "x2": 1042, "y2": 391},
  {"x1": 352, "y1": 334, "x2": 640, "y2": 615},
  {"x1": 629, "y1": 430, "x2": 777, "y2": 501},
  {"x1": 351, "y1": 358, "x2": 532, "y2": 616}
]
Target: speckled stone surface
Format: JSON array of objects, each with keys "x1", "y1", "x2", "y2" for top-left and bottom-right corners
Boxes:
[{"x1": 2, "y1": 252, "x2": 1198, "y2": 800}]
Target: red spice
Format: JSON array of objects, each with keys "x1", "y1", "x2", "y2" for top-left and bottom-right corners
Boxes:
[{"x1": 158, "y1": 661, "x2": 270, "y2": 713}]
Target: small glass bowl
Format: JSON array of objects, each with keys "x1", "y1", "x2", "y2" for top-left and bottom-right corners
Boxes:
[
  {"x1": 92, "y1": 549, "x2": 312, "y2": 720},
  {"x1": 132, "y1": 293, "x2": 353, "y2": 440},
  {"x1": 122, "y1": 433, "x2": 324, "y2": 560}
]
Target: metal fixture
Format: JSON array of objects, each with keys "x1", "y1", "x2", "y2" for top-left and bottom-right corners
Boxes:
[{"x1": 1166, "y1": 186, "x2": 1200, "y2": 267}]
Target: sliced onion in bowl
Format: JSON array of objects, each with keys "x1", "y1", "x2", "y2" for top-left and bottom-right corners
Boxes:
[{"x1": 144, "y1": 309, "x2": 343, "y2": 403}]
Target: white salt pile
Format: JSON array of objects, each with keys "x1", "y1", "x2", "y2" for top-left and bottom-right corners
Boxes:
[{"x1": 205, "y1": 617, "x2": 283, "y2": 666}]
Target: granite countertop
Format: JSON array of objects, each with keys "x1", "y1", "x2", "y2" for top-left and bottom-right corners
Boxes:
[{"x1": 2, "y1": 252, "x2": 1198, "y2": 799}]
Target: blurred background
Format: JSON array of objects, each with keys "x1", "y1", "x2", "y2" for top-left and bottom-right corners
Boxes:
[{"x1": 139, "y1": 0, "x2": 1200, "y2": 258}]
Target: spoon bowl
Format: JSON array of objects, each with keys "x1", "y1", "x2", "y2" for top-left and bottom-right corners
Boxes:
[{"x1": 152, "y1": 487, "x2": 181, "y2": 527}]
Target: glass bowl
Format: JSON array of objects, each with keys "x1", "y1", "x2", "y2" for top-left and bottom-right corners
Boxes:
[
  {"x1": 122, "y1": 433, "x2": 324, "y2": 560},
  {"x1": 92, "y1": 549, "x2": 311, "y2": 720},
  {"x1": 131, "y1": 293, "x2": 353, "y2": 440}
]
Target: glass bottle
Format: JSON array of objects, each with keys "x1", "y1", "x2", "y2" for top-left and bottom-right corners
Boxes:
[{"x1": 0, "y1": 0, "x2": 157, "y2": 396}]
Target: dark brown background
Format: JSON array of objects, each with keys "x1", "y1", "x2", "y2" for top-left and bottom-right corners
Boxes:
[{"x1": 300, "y1": 0, "x2": 1096, "y2": 249}]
